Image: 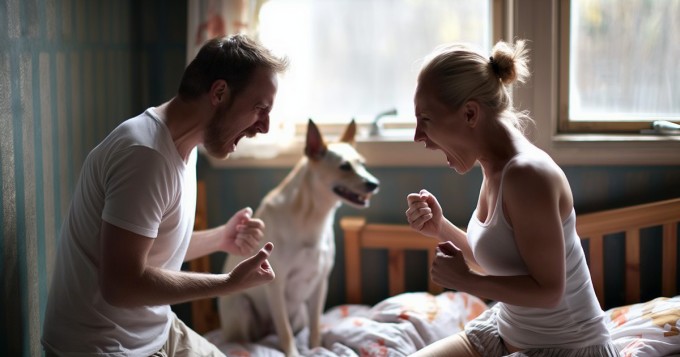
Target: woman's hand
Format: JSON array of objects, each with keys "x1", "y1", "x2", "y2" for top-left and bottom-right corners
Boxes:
[
  {"x1": 405, "y1": 189, "x2": 445, "y2": 238},
  {"x1": 226, "y1": 242, "x2": 276, "y2": 291},
  {"x1": 430, "y1": 241, "x2": 470, "y2": 290},
  {"x1": 219, "y1": 207, "x2": 265, "y2": 256}
]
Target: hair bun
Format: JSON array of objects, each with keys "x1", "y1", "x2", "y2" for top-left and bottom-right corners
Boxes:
[{"x1": 490, "y1": 40, "x2": 530, "y2": 85}]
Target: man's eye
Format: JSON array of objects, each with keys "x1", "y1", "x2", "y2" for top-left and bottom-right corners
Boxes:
[{"x1": 339, "y1": 162, "x2": 352, "y2": 171}]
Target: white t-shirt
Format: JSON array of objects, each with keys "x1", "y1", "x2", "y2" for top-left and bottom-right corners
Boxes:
[{"x1": 42, "y1": 108, "x2": 197, "y2": 356}]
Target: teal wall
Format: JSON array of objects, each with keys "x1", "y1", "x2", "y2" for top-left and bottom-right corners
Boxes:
[
  {"x1": 197, "y1": 159, "x2": 680, "y2": 312},
  {"x1": 0, "y1": 0, "x2": 186, "y2": 355},
  {"x1": 1, "y1": 0, "x2": 679, "y2": 356}
]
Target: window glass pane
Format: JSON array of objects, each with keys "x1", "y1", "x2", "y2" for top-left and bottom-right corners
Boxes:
[
  {"x1": 258, "y1": 0, "x2": 492, "y2": 125},
  {"x1": 569, "y1": 0, "x2": 680, "y2": 122}
]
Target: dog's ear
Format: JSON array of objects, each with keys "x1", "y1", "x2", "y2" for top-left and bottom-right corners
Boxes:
[
  {"x1": 305, "y1": 119, "x2": 327, "y2": 161},
  {"x1": 339, "y1": 119, "x2": 357, "y2": 146}
]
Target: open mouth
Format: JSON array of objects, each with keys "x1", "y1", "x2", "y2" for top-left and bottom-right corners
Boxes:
[{"x1": 333, "y1": 186, "x2": 372, "y2": 207}]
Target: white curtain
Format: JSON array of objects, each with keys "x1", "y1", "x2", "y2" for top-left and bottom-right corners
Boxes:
[{"x1": 187, "y1": 0, "x2": 295, "y2": 159}]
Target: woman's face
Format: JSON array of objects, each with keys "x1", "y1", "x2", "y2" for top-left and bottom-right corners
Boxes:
[{"x1": 413, "y1": 81, "x2": 477, "y2": 174}]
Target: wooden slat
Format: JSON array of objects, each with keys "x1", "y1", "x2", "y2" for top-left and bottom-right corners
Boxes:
[
  {"x1": 588, "y1": 235, "x2": 605, "y2": 307},
  {"x1": 662, "y1": 222, "x2": 678, "y2": 297},
  {"x1": 188, "y1": 181, "x2": 218, "y2": 334},
  {"x1": 388, "y1": 249, "x2": 405, "y2": 296},
  {"x1": 340, "y1": 217, "x2": 366, "y2": 304},
  {"x1": 577, "y1": 198, "x2": 680, "y2": 237},
  {"x1": 625, "y1": 229, "x2": 641, "y2": 304},
  {"x1": 361, "y1": 224, "x2": 434, "y2": 249}
]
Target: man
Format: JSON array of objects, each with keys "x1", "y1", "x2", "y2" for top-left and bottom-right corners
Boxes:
[{"x1": 42, "y1": 34, "x2": 289, "y2": 356}]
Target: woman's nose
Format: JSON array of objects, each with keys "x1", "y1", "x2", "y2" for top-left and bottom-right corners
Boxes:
[{"x1": 414, "y1": 126, "x2": 426, "y2": 143}]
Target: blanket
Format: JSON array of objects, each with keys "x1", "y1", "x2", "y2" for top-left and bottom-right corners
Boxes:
[
  {"x1": 205, "y1": 291, "x2": 486, "y2": 356},
  {"x1": 205, "y1": 292, "x2": 680, "y2": 357}
]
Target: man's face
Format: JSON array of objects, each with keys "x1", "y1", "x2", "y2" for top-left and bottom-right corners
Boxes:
[{"x1": 203, "y1": 67, "x2": 279, "y2": 159}]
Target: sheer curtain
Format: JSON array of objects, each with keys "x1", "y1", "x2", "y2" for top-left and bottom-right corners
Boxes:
[{"x1": 187, "y1": 0, "x2": 295, "y2": 159}]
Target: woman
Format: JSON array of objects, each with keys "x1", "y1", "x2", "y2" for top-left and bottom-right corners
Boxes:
[{"x1": 405, "y1": 40, "x2": 618, "y2": 356}]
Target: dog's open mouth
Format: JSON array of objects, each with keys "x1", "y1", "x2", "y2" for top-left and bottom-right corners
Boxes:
[{"x1": 333, "y1": 186, "x2": 372, "y2": 207}]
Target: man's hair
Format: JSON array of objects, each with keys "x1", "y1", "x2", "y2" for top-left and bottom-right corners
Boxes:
[{"x1": 178, "y1": 34, "x2": 289, "y2": 101}]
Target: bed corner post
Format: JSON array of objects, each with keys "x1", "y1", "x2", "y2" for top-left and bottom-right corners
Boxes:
[{"x1": 340, "y1": 217, "x2": 367, "y2": 304}]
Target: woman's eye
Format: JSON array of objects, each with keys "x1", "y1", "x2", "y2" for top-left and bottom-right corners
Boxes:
[{"x1": 339, "y1": 162, "x2": 352, "y2": 171}]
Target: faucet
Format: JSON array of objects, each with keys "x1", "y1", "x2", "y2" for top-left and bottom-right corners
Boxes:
[{"x1": 369, "y1": 108, "x2": 398, "y2": 136}]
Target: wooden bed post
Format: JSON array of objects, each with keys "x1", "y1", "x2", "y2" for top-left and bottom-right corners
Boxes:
[
  {"x1": 662, "y1": 222, "x2": 678, "y2": 297},
  {"x1": 189, "y1": 181, "x2": 220, "y2": 334},
  {"x1": 341, "y1": 217, "x2": 366, "y2": 304}
]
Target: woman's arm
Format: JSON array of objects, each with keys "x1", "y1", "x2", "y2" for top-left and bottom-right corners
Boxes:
[
  {"x1": 406, "y1": 189, "x2": 485, "y2": 274},
  {"x1": 432, "y1": 160, "x2": 568, "y2": 308}
]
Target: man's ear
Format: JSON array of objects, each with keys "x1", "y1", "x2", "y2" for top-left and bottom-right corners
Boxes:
[
  {"x1": 305, "y1": 119, "x2": 327, "y2": 161},
  {"x1": 210, "y1": 79, "x2": 229, "y2": 106},
  {"x1": 464, "y1": 100, "x2": 480, "y2": 127}
]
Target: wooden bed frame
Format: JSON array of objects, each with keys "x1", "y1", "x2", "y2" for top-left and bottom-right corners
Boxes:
[
  {"x1": 188, "y1": 190, "x2": 680, "y2": 334},
  {"x1": 341, "y1": 198, "x2": 680, "y2": 307}
]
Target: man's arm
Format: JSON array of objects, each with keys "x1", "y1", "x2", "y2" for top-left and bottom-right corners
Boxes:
[
  {"x1": 99, "y1": 221, "x2": 274, "y2": 308},
  {"x1": 185, "y1": 207, "x2": 264, "y2": 261}
]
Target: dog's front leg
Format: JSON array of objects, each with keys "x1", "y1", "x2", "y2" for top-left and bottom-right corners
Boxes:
[
  {"x1": 266, "y1": 279, "x2": 299, "y2": 357},
  {"x1": 306, "y1": 278, "x2": 329, "y2": 349}
]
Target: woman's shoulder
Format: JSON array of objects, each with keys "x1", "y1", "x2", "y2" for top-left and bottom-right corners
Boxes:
[{"x1": 502, "y1": 150, "x2": 564, "y2": 196}]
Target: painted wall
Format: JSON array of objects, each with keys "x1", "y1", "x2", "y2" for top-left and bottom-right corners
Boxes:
[
  {"x1": 0, "y1": 0, "x2": 186, "y2": 355},
  {"x1": 197, "y1": 158, "x2": 680, "y2": 314}
]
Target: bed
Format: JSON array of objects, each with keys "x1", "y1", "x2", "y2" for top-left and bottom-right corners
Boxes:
[{"x1": 188, "y1": 188, "x2": 680, "y2": 356}]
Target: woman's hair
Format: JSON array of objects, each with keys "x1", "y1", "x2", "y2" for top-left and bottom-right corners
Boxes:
[
  {"x1": 418, "y1": 39, "x2": 532, "y2": 133},
  {"x1": 178, "y1": 34, "x2": 289, "y2": 101}
]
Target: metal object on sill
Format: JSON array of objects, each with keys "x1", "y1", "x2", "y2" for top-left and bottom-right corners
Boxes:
[
  {"x1": 369, "y1": 108, "x2": 398, "y2": 136},
  {"x1": 640, "y1": 120, "x2": 680, "y2": 135}
]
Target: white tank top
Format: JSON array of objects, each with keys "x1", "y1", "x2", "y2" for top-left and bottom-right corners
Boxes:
[{"x1": 466, "y1": 158, "x2": 611, "y2": 349}]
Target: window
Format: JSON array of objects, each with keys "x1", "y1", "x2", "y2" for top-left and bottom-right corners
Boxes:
[
  {"x1": 559, "y1": 0, "x2": 680, "y2": 134},
  {"x1": 257, "y1": 0, "x2": 494, "y2": 137}
]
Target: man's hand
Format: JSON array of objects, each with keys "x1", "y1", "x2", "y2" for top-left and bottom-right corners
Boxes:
[
  {"x1": 226, "y1": 242, "x2": 276, "y2": 292},
  {"x1": 220, "y1": 207, "x2": 265, "y2": 256}
]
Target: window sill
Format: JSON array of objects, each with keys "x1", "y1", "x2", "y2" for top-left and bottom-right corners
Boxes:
[
  {"x1": 202, "y1": 133, "x2": 680, "y2": 169},
  {"x1": 203, "y1": 135, "x2": 447, "y2": 168},
  {"x1": 548, "y1": 133, "x2": 680, "y2": 166}
]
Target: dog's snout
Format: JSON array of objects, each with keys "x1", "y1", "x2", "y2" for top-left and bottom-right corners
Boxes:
[{"x1": 364, "y1": 180, "x2": 379, "y2": 192}]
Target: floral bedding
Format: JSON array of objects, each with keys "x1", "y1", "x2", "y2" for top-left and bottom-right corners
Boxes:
[{"x1": 204, "y1": 292, "x2": 680, "y2": 357}]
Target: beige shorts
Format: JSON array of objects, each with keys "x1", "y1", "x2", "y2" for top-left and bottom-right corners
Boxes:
[
  {"x1": 44, "y1": 313, "x2": 224, "y2": 357},
  {"x1": 150, "y1": 313, "x2": 225, "y2": 357}
]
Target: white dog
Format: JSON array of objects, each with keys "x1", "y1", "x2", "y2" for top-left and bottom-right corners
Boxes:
[{"x1": 219, "y1": 119, "x2": 379, "y2": 356}]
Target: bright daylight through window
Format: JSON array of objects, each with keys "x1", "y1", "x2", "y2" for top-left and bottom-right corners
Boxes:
[
  {"x1": 250, "y1": 0, "x2": 491, "y2": 146},
  {"x1": 562, "y1": 0, "x2": 680, "y2": 134}
]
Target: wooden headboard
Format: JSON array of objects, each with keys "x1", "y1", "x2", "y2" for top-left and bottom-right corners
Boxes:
[
  {"x1": 340, "y1": 198, "x2": 680, "y2": 308},
  {"x1": 188, "y1": 190, "x2": 679, "y2": 334}
]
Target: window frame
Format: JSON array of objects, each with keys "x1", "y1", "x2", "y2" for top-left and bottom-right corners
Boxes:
[
  {"x1": 204, "y1": 0, "x2": 680, "y2": 169},
  {"x1": 557, "y1": 0, "x2": 680, "y2": 134}
]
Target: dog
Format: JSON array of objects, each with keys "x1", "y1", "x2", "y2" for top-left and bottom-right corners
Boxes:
[{"x1": 219, "y1": 119, "x2": 380, "y2": 356}]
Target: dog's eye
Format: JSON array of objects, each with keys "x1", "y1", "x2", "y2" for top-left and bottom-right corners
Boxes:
[{"x1": 339, "y1": 162, "x2": 352, "y2": 171}]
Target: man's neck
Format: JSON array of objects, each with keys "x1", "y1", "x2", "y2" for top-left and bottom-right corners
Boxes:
[{"x1": 155, "y1": 97, "x2": 208, "y2": 162}]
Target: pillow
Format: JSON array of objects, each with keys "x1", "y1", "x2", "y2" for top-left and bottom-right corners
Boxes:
[{"x1": 605, "y1": 296, "x2": 680, "y2": 357}]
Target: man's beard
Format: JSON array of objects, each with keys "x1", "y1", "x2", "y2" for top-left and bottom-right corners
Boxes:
[{"x1": 203, "y1": 103, "x2": 231, "y2": 159}]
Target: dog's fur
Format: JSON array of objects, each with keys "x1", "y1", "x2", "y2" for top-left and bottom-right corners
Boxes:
[{"x1": 218, "y1": 119, "x2": 379, "y2": 356}]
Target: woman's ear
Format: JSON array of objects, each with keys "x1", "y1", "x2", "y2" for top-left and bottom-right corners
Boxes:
[
  {"x1": 210, "y1": 79, "x2": 229, "y2": 106},
  {"x1": 464, "y1": 100, "x2": 480, "y2": 127}
]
